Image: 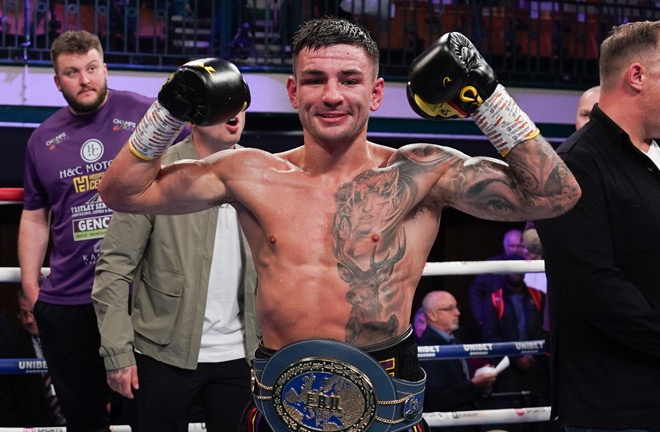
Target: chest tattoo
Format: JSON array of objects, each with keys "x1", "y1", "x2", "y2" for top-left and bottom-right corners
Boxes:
[{"x1": 332, "y1": 167, "x2": 412, "y2": 345}]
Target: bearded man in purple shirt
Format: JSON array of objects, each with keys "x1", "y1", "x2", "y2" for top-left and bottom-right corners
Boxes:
[{"x1": 18, "y1": 30, "x2": 160, "y2": 432}]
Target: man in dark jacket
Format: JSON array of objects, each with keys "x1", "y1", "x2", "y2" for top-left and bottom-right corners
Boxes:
[
  {"x1": 0, "y1": 289, "x2": 65, "y2": 426},
  {"x1": 418, "y1": 290, "x2": 496, "y2": 432},
  {"x1": 480, "y1": 254, "x2": 549, "y2": 431},
  {"x1": 536, "y1": 20, "x2": 660, "y2": 430}
]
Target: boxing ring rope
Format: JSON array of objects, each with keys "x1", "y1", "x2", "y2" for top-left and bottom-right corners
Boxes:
[
  {"x1": 423, "y1": 259, "x2": 544, "y2": 276},
  {"x1": 0, "y1": 187, "x2": 551, "y2": 429},
  {"x1": 0, "y1": 407, "x2": 552, "y2": 431},
  {"x1": 0, "y1": 259, "x2": 543, "y2": 284},
  {"x1": 0, "y1": 188, "x2": 24, "y2": 205},
  {"x1": 0, "y1": 262, "x2": 551, "y2": 430},
  {"x1": 0, "y1": 339, "x2": 547, "y2": 376}
]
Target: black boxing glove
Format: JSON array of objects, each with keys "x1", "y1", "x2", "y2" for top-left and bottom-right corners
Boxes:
[
  {"x1": 407, "y1": 33, "x2": 540, "y2": 156},
  {"x1": 406, "y1": 32, "x2": 498, "y2": 120},
  {"x1": 158, "y1": 57, "x2": 251, "y2": 125},
  {"x1": 129, "y1": 58, "x2": 250, "y2": 160}
]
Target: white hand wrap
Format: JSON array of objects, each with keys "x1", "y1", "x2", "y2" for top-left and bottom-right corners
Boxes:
[
  {"x1": 472, "y1": 84, "x2": 540, "y2": 156},
  {"x1": 128, "y1": 101, "x2": 186, "y2": 160}
]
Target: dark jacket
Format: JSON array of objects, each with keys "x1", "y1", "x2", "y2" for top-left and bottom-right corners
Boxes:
[
  {"x1": 468, "y1": 252, "x2": 508, "y2": 324},
  {"x1": 536, "y1": 105, "x2": 660, "y2": 428},
  {"x1": 417, "y1": 327, "x2": 480, "y2": 432},
  {"x1": 0, "y1": 322, "x2": 53, "y2": 426},
  {"x1": 481, "y1": 280, "x2": 545, "y2": 344}
]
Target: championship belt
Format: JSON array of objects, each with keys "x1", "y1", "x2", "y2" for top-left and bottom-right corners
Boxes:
[{"x1": 251, "y1": 338, "x2": 425, "y2": 431}]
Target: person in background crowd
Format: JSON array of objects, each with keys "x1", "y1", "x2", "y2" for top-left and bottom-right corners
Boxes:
[
  {"x1": 0, "y1": 289, "x2": 66, "y2": 426},
  {"x1": 17, "y1": 30, "x2": 175, "y2": 432},
  {"x1": 468, "y1": 228, "x2": 523, "y2": 325},
  {"x1": 93, "y1": 112, "x2": 258, "y2": 432},
  {"x1": 413, "y1": 306, "x2": 427, "y2": 341},
  {"x1": 418, "y1": 290, "x2": 496, "y2": 432},
  {"x1": 480, "y1": 253, "x2": 549, "y2": 431},
  {"x1": 536, "y1": 20, "x2": 660, "y2": 430},
  {"x1": 522, "y1": 222, "x2": 546, "y2": 298},
  {"x1": 574, "y1": 85, "x2": 600, "y2": 130}
]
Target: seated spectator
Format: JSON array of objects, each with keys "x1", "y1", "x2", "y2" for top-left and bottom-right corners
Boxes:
[
  {"x1": 418, "y1": 291, "x2": 496, "y2": 432},
  {"x1": 0, "y1": 289, "x2": 66, "y2": 426}
]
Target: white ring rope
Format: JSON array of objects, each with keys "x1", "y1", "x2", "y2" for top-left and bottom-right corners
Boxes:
[
  {"x1": 0, "y1": 267, "x2": 50, "y2": 283},
  {"x1": 424, "y1": 259, "x2": 544, "y2": 276},
  {"x1": 0, "y1": 258, "x2": 549, "y2": 429},
  {"x1": 0, "y1": 408, "x2": 552, "y2": 431},
  {"x1": 0, "y1": 260, "x2": 544, "y2": 284},
  {"x1": 0, "y1": 425, "x2": 207, "y2": 432},
  {"x1": 424, "y1": 406, "x2": 551, "y2": 426}
]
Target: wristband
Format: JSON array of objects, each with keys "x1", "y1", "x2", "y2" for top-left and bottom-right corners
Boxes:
[
  {"x1": 128, "y1": 101, "x2": 186, "y2": 160},
  {"x1": 472, "y1": 84, "x2": 540, "y2": 156}
]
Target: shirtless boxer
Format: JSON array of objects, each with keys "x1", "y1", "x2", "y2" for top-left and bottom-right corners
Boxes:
[{"x1": 99, "y1": 17, "x2": 580, "y2": 432}]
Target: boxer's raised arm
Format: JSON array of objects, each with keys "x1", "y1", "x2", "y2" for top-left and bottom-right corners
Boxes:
[
  {"x1": 407, "y1": 32, "x2": 580, "y2": 221},
  {"x1": 99, "y1": 58, "x2": 250, "y2": 214}
]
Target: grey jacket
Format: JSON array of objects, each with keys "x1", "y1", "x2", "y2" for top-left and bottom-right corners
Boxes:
[{"x1": 93, "y1": 136, "x2": 259, "y2": 370}]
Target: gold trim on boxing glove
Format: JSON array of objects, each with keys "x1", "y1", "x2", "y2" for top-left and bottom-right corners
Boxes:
[
  {"x1": 184, "y1": 59, "x2": 216, "y2": 76},
  {"x1": 459, "y1": 86, "x2": 484, "y2": 106},
  {"x1": 413, "y1": 94, "x2": 467, "y2": 119},
  {"x1": 128, "y1": 140, "x2": 156, "y2": 161}
]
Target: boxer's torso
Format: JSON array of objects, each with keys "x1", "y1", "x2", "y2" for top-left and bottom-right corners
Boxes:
[{"x1": 226, "y1": 142, "x2": 452, "y2": 349}]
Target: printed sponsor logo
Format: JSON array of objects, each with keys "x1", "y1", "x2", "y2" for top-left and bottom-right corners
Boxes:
[
  {"x1": 23, "y1": 428, "x2": 64, "y2": 432},
  {"x1": 514, "y1": 341, "x2": 544, "y2": 354},
  {"x1": 417, "y1": 345, "x2": 440, "y2": 358},
  {"x1": 60, "y1": 161, "x2": 113, "y2": 180},
  {"x1": 70, "y1": 200, "x2": 108, "y2": 217},
  {"x1": 462, "y1": 343, "x2": 493, "y2": 356},
  {"x1": 113, "y1": 117, "x2": 138, "y2": 131},
  {"x1": 80, "y1": 139, "x2": 104, "y2": 163},
  {"x1": 451, "y1": 410, "x2": 481, "y2": 419},
  {"x1": 46, "y1": 131, "x2": 68, "y2": 150},
  {"x1": 73, "y1": 171, "x2": 104, "y2": 193},
  {"x1": 82, "y1": 239, "x2": 104, "y2": 266},
  {"x1": 18, "y1": 359, "x2": 48, "y2": 371},
  {"x1": 72, "y1": 215, "x2": 111, "y2": 240}
]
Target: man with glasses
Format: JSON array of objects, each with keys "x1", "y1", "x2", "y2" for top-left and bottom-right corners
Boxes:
[{"x1": 417, "y1": 291, "x2": 496, "y2": 432}]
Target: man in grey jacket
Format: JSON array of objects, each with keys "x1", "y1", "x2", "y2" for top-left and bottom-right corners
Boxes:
[{"x1": 92, "y1": 111, "x2": 258, "y2": 432}]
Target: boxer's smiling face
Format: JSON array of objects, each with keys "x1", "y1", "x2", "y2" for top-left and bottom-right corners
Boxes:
[
  {"x1": 286, "y1": 44, "x2": 384, "y2": 148},
  {"x1": 54, "y1": 48, "x2": 109, "y2": 115}
]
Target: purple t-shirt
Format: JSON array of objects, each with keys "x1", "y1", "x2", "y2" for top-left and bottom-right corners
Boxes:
[{"x1": 23, "y1": 89, "x2": 154, "y2": 305}]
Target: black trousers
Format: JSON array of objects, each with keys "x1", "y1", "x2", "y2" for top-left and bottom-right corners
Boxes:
[
  {"x1": 34, "y1": 301, "x2": 112, "y2": 432},
  {"x1": 135, "y1": 352, "x2": 252, "y2": 432}
]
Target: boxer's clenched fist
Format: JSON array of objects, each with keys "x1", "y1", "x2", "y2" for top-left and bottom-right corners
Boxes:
[
  {"x1": 158, "y1": 57, "x2": 251, "y2": 126},
  {"x1": 407, "y1": 32, "x2": 539, "y2": 156},
  {"x1": 406, "y1": 32, "x2": 498, "y2": 120},
  {"x1": 129, "y1": 57, "x2": 251, "y2": 160}
]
